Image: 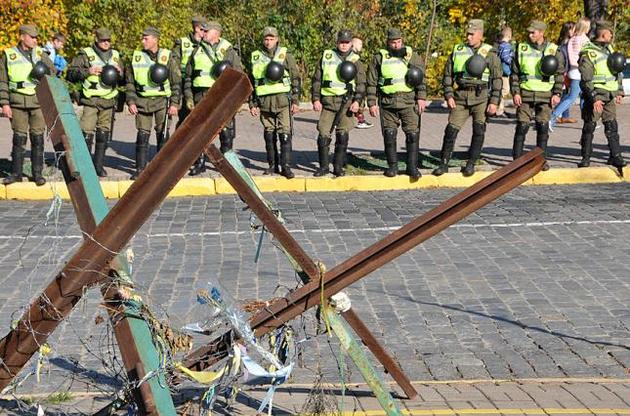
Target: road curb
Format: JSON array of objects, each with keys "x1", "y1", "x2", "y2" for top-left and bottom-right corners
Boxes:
[{"x1": 1, "y1": 166, "x2": 627, "y2": 200}]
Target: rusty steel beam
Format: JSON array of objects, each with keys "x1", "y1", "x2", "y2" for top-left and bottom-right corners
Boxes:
[
  {"x1": 35, "y1": 75, "x2": 176, "y2": 414},
  {"x1": 0, "y1": 69, "x2": 252, "y2": 391},
  {"x1": 249, "y1": 149, "x2": 544, "y2": 335},
  {"x1": 202, "y1": 146, "x2": 417, "y2": 399}
]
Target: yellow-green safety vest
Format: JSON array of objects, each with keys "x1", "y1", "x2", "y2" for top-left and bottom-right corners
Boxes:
[
  {"x1": 179, "y1": 36, "x2": 195, "y2": 71},
  {"x1": 321, "y1": 49, "x2": 359, "y2": 96},
  {"x1": 82, "y1": 47, "x2": 120, "y2": 99},
  {"x1": 132, "y1": 49, "x2": 172, "y2": 97},
  {"x1": 251, "y1": 46, "x2": 290, "y2": 96},
  {"x1": 378, "y1": 46, "x2": 414, "y2": 94},
  {"x1": 582, "y1": 42, "x2": 618, "y2": 92},
  {"x1": 518, "y1": 42, "x2": 558, "y2": 92},
  {"x1": 191, "y1": 38, "x2": 232, "y2": 89},
  {"x1": 452, "y1": 43, "x2": 492, "y2": 84},
  {"x1": 4, "y1": 46, "x2": 44, "y2": 96}
]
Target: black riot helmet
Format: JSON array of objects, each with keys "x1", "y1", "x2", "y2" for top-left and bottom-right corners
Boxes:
[
  {"x1": 149, "y1": 63, "x2": 169, "y2": 84},
  {"x1": 30, "y1": 61, "x2": 50, "y2": 80},
  {"x1": 211, "y1": 60, "x2": 231, "y2": 79},
  {"x1": 100, "y1": 65, "x2": 119, "y2": 87},
  {"x1": 337, "y1": 60, "x2": 357, "y2": 83},
  {"x1": 265, "y1": 61, "x2": 285, "y2": 82},
  {"x1": 540, "y1": 55, "x2": 559, "y2": 76},
  {"x1": 465, "y1": 54, "x2": 486, "y2": 78},
  {"x1": 607, "y1": 52, "x2": 626, "y2": 75},
  {"x1": 405, "y1": 66, "x2": 424, "y2": 87}
]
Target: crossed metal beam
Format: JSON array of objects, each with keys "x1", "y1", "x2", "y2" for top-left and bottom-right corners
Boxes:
[
  {"x1": 0, "y1": 70, "x2": 252, "y2": 414},
  {"x1": 183, "y1": 148, "x2": 545, "y2": 388}
]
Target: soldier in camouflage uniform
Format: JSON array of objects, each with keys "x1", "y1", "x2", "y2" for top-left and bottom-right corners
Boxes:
[
  {"x1": 367, "y1": 28, "x2": 427, "y2": 179},
  {"x1": 510, "y1": 20, "x2": 565, "y2": 170},
  {"x1": 1, "y1": 24, "x2": 55, "y2": 186},
  {"x1": 312, "y1": 29, "x2": 366, "y2": 177},
  {"x1": 184, "y1": 21, "x2": 242, "y2": 175},
  {"x1": 67, "y1": 28, "x2": 124, "y2": 177},
  {"x1": 172, "y1": 16, "x2": 208, "y2": 129},
  {"x1": 125, "y1": 26, "x2": 181, "y2": 179},
  {"x1": 577, "y1": 20, "x2": 625, "y2": 168},
  {"x1": 249, "y1": 27, "x2": 301, "y2": 178},
  {"x1": 433, "y1": 19, "x2": 502, "y2": 177}
]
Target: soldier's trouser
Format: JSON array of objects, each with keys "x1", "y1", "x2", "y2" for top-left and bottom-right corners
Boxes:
[
  {"x1": 260, "y1": 107, "x2": 291, "y2": 135},
  {"x1": 381, "y1": 105, "x2": 419, "y2": 134},
  {"x1": 516, "y1": 100, "x2": 551, "y2": 124},
  {"x1": 317, "y1": 106, "x2": 355, "y2": 136},
  {"x1": 446, "y1": 100, "x2": 486, "y2": 130},
  {"x1": 136, "y1": 108, "x2": 166, "y2": 145},
  {"x1": 80, "y1": 105, "x2": 113, "y2": 134},
  {"x1": 10, "y1": 107, "x2": 46, "y2": 135}
]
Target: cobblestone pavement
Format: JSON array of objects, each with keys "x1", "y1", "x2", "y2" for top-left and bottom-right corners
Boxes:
[
  {"x1": 1, "y1": 100, "x2": 629, "y2": 179},
  {"x1": 0, "y1": 183, "x2": 628, "y2": 414}
]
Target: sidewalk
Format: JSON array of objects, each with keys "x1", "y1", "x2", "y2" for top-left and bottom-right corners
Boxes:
[
  {"x1": 2, "y1": 379, "x2": 629, "y2": 415},
  {"x1": 0, "y1": 100, "x2": 628, "y2": 199}
]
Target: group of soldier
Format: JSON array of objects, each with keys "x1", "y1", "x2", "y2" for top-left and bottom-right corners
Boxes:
[{"x1": 0, "y1": 17, "x2": 625, "y2": 186}]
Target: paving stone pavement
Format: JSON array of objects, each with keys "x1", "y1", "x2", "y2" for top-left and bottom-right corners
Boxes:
[
  {"x1": 0, "y1": 100, "x2": 629, "y2": 179},
  {"x1": 0, "y1": 183, "x2": 628, "y2": 414}
]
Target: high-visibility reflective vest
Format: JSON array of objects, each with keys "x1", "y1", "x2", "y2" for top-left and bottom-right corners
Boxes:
[
  {"x1": 251, "y1": 46, "x2": 291, "y2": 96},
  {"x1": 179, "y1": 36, "x2": 195, "y2": 71},
  {"x1": 581, "y1": 42, "x2": 618, "y2": 92},
  {"x1": 321, "y1": 49, "x2": 359, "y2": 96},
  {"x1": 82, "y1": 47, "x2": 120, "y2": 99},
  {"x1": 191, "y1": 38, "x2": 232, "y2": 89},
  {"x1": 518, "y1": 41, "x2": 558, "y2": 92},
  {"x1": 378, "y1": 46, "x2": 414, "y2": 94},
  {"x1": 132, "y1": 49, "x2": 172, "y2": 97},
  {"x1": 4, "y1": 46, "x2": 44, "y2": 96},
  {"x1": 451, "y1": 43, "x2": 492, "y2": 84}
]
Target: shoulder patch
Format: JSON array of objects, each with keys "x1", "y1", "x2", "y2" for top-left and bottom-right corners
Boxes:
[
  {"x1": 113, "y1": 57, "x2": 120, "y2": 63},
  {"x1": 220, "y1": 48, "x2": 226, "y2": 55},
  {"x1": 160, "y1": 54, "x2": 168, "y2": 63},
  {"x1": 457, "y1": 45, "x2": 464, "y2": 51},
  {"x1": 589, "y1": 51, "x2": 597, "y2": 58},
  {"x1": 88, "y1": 55, "x2": 95, "y2": 62},
  {"x1": 253, "y1": 54, "x2": 259, "y2": 61},
  {"x1": 135, "y1": 55, "x2": 141, "y2": 62},
  {"x1": 325, "y1": 52, "x2": 332, "y2": 59},
  {"x1": 8, "y1": 53, "x2": 16, "y2": 61},
  {"x1": 278, "y1": 53, "x2": 285, "y2": 61},
  {"x1": 521, "y1": 44, "x2": 527, "y2": 51},
  {"x1": 36, "y1": 50, "x2": 42, "y2": 57},
  {"x1": 183, "y1": 41, "x2": 190, "y2": 48}
]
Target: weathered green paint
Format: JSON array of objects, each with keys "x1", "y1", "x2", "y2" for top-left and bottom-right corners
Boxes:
[
  {"x1": 44, "y1": 76, "x2": 176, "y2": 414},
  {"x1": 322, "y1": 305, "x2": 403, "y2": 416},
  {"x1": 222, "y1": 150, "x2": 402, "y2": 415}
]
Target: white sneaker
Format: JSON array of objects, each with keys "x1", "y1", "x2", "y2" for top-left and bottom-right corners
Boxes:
[{"x1": 356, "y1": 120, "x2": 374, "y2": 129}]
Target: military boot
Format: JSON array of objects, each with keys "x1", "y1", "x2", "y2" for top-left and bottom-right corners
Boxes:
[
  {"x1": 84, "y1": 132, "x2": 94, "y2": 156},
  {"x1": 432, "y1": 124, "x2": 458, "y2": 176},
  {"x1": 189, "y1": 154, "x2": 206, "y2": 176},
  {"x1": 4, "y1": 133, "x2": 27, "y2": 185},
  {"x1": 462, "y1": 122, "x2": 485, "y2": 177},
  {"x1": 93, "y1": 129, "x2": 108, "y2": 177},
  {"x1": 405, "y1": 131, "x2": 420, "y2": 179},
  {"x1": 31, "y1": 134, "x2": 46, "y2": 186},
  {"x1": 604, "y1": 120, "x2": 626, "y2": 168},
  {"x1": 577, "y1": 121, "x2": 596, "y2": 168},
  {"x1": 512, "y1": 121, "x2": 529, "y2": 160},
  {"x1": 279, "y1": 133, "x2": 294, "y2": 179},
  {"x1": 314, "y1": 135, "x2": 331, "y2": 176},
  {"x1": 219, "y1": 121, "x2": 235, "y2": 153},
  {"x1": 383, "y1": 129, "x2": 398, "y2": 177},
  {"x1": 131, "y1": 130, "x2": 150, "y2": 179},
  {"x1": 535, "y1": 121, "x2": 550, "y2": 171},
  {"x1": 156, "y1": 129, "x2": 169, "y2": 153},
  {"x1": 263, "y1": 130, "x2": 276, "y2": 175},
  {"x1": 333, "y1": 131, "x2": 349, "y2": 177}
]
